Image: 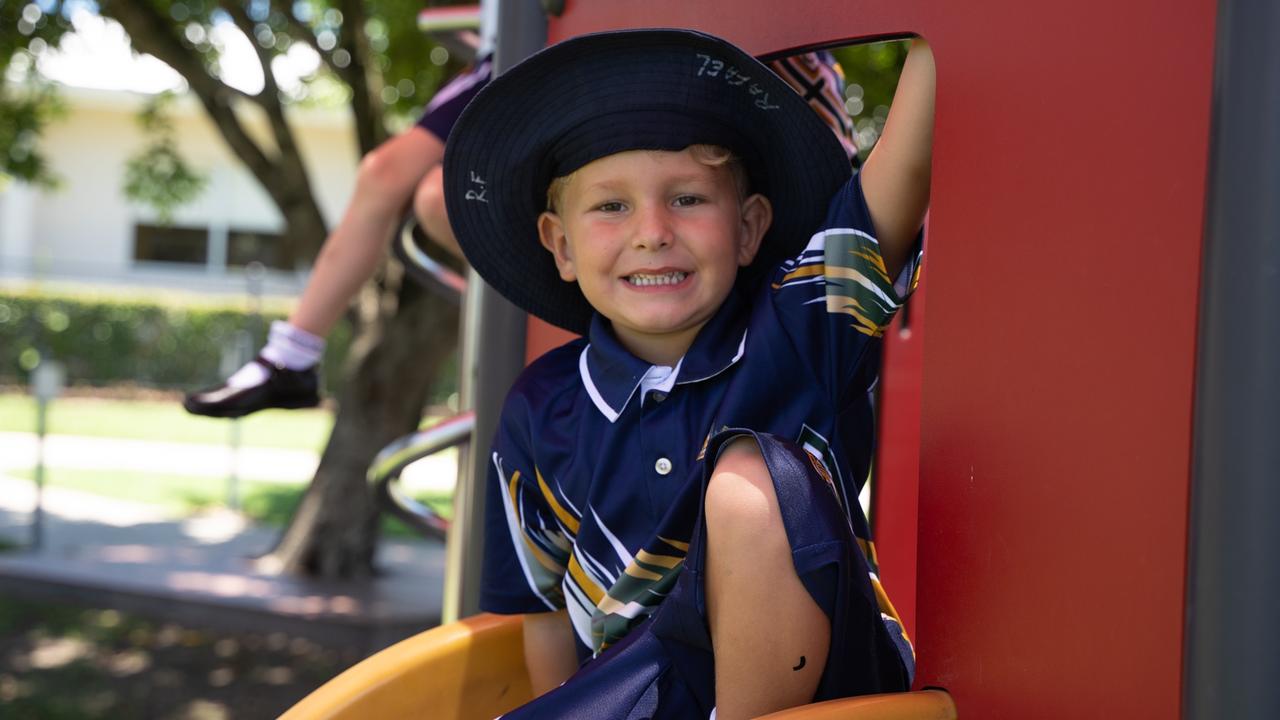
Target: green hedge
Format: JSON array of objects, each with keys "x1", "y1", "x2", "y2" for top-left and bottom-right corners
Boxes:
[{"x1": 0, "y1": 292, "x2": 353, "y2": 394}]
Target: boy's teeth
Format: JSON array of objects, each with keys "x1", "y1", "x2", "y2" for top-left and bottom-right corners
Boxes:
[{"x1": 627, "y1": 271, "x2": 687, "y2": 287}]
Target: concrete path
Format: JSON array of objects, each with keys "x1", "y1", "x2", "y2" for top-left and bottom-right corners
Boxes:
[{"x1": 0, "y1": 432, "x2": 456, "y2": 652}]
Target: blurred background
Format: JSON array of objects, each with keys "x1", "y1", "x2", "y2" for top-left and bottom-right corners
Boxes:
[{"x1": 0, "y1": 2, "x2": 907, "y2": 717}]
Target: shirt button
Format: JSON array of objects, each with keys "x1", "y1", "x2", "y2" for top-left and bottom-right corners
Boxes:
[{"x1": 655, "y1": 457, "x2": 673, "y2": 475}]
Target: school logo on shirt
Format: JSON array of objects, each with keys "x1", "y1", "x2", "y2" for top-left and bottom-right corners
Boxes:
[
  {"x1": 797, "y1": 424, "x2": 847, "y2": 511},
  {"x1": 695, "y1": 425, "x2": 732, "y2": 462}
]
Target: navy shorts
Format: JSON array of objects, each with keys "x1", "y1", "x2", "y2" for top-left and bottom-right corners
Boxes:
[
  {"x1": 501, "y1": 430, "x2": 910, "y2": 719},
  {"x1": 416, "y1": 54, "x2": 492, "y2": 142}
]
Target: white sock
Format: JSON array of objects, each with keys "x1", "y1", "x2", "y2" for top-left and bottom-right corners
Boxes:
[
  {"x1": 225, "y1": 361, "x2": 271, "y2": 389},
  {"x1": 259, "y1": 320, "x2": 325, "y2": 370}
]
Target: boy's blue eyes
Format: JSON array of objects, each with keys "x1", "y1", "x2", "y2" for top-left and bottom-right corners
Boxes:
[{"x1": 592, "y1": 196, "x2": 703, "y2": 213}]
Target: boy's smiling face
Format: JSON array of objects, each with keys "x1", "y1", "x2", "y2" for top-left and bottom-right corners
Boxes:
[{"x1": 538, "y1": 148, "x2": 773, "y2": 365}]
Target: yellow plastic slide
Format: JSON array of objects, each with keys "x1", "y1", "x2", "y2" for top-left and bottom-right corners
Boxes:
[{"x1": 281, "y1": 613, "x2": 955, "y2": 720}]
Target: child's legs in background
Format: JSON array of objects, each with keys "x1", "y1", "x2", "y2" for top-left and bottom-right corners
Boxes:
[{"x1": 289, "y1": 127, "x2": 445, "y2": 337}]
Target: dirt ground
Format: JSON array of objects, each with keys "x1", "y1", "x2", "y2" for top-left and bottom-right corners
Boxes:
[{"x1": 0, "y1": 596, "x2": 362, "y2": 720}]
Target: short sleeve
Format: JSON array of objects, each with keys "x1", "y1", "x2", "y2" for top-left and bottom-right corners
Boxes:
[
  {"x1": 416, "y1": 55, "x2": 492, "y2": 142},
  {"x1": 767, "y1": 171, "x2": 923, "y2": 397},
  {"x1": 479, "y1": 391, "x2": 571, "y2": 614}
]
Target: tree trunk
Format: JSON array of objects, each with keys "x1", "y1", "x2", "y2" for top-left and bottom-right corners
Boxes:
[
  {"x1": 261, "y1": 268, "x2": 461, "y2": 578},
  {"x1": 97, "y1": 0, "x2": 449, "y2": 579}
]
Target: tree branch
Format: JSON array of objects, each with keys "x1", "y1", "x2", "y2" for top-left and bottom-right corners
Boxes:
[
  {"x1": 101, "y1": 0, "x2": 330, "y2": 260},
  {"x1": 269, "y1": 0, "x2": 357, "y2": 90},
  {"x1": 99, "y1": 0, "x2": 276, "y2": 187},
  {"x1": 217, "y1": 0, "x2": 279, "y2": 104},
  {"x1": 337, "y1": 0, "x2": 386, "y2": 153}
]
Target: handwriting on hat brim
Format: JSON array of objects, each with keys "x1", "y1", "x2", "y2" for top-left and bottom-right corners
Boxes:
[
  {"x1": 694, "y1": 53, "x2": 780, "y2": 111},
  {"x1": 466, "y1": 171, "x2": 488, "y2": 203}
]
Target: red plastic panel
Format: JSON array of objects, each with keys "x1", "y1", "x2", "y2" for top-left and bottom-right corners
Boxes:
[
  {"x1": 538, "y1": 3, "x2": 1217, "y2": 718},
  {"x1": 873, "y1": 273, "x2": 927, "y2": 642},
  {"x1": 526, "y1": 317, "x2": 575, "y2": 365}
]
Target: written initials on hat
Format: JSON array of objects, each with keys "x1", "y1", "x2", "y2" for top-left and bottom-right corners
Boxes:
[
  {"x1": 694, "y1": 53, "x2": 780, "y2": 110},
  {"x1": 465, "y1": 171, "x2": 489, "y2": 203}
]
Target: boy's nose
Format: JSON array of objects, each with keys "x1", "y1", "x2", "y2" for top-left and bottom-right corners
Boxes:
[{"x1": 633, "y1": 205, "x2": 674, "y2": 250}]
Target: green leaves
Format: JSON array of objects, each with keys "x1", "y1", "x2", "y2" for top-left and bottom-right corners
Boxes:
[
  {"x1": 0, "y1": 84, "x2": 64, "y2": 188},
  {"x1": 123, "y1": 91, "x2": 208, "y2": 223},
  {"x1": 830, "y1": 40, "x2": 910, "y2": 162},
  {"x1": 1, "y1": 0, "x2": 73, "y2": 187}
]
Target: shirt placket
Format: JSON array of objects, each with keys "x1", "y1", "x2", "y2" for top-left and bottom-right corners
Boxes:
[{"x1": 638, "y1": 365, "x2": 684, "y2": 522}]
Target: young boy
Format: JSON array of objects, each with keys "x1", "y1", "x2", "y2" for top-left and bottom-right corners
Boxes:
[{"x1": 443, "y1": 29, "x2": 934, "y2": 719}]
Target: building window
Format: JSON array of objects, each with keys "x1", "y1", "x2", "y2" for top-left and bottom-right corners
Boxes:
[
  {"x1": 133, "y1": 223, "x2": 209, "y2": 265},
  {"x1": 228, "y1": 229, "x2": 290, "y2": 270}
]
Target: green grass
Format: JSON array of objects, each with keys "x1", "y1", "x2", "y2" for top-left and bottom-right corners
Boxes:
[
  {"x1": 0, "y1": 393, "x2": 333, "y2": 451},
  {"x1": 9, "y1": 467, "x2": 453, "y2": 538}
]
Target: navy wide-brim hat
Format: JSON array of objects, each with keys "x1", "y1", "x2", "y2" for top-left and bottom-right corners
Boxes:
[{"x1": 443, "y1": 28, "x2": 852, "y2": 335}]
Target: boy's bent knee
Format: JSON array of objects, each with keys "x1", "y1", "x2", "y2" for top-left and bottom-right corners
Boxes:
[
  {"x1": 706, "y1": 436, "x2": 784, "y2": 540},
  {"x1": 413, "y1": 165, "x2": 447, "y2": 223},
  {"x1": 413, "y1": 166, "x2": 463, "y2": 259},
  {"x1": 356, "y1": 146, "x2": 408, "y2": 202}
]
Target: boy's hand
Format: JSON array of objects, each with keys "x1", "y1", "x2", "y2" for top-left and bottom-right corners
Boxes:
[{"x1": 861, "y1": 38, "x2": 935, "y2": 281}]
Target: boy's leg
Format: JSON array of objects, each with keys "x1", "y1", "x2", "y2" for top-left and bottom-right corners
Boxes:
[
  {"x1": 289, "y1": 127, "x2": 445, "y2": 337},
  {"x1": 412, "y1": 165, "x2": 464, "y2": 262},
  {"x1": 184, "y1": 128, "x2": 444, "y2": 418},
  {"x1": 704, "y1": 437, "x2": 829, "y2": 720},
  {"x1": 496, "y1": 431, "x2": 906, "y2": 720}
]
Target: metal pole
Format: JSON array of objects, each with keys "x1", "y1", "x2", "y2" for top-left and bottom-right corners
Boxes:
[
  {"x1": 32, "y1": 396, "x2": 46, "y2": 550},
  {"x1": 226, "y1": 262, "x2": 266, "y2": 512},
  {"x1": 442, "y1": 0, "x2": 545, "y2": 624},
  {"x1": 29, "y1": 359, "x2": 64, "y2": 551},
  {"x1": 1185, "y1": 0, "x2": 1280, "y2": 717}
]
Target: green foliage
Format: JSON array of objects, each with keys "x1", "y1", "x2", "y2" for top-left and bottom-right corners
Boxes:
[
  {"x1": 0, "y1": 82, "x2": 65, "y2": 188},
  {"x1": 0, "y1": 289, "x2": 460, "y2": 402},
  {"x1": 1, "y1": 0, "x2": 74, "y2": 187},
  {"x1": 140, "y1": 0, "x2": 465, "y2": 119},
  {"x1": 830, "y1": 39, "x2": 910, "y2": 162},
  {"x1": 0, "y1": 291, "x2": 353, "y2": 394},
  {"x1": 3, "y1": 0, "x2": 468, "y2": 189},
  {"x1": 375, "y1": 0, "x2": 468, "y2": 119},
  {"x1": 123, "y1": 91, "x2": 209, "y2": 222}
]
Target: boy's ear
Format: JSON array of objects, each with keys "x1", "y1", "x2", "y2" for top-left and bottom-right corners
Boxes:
[
  {"x1": 736, "y1": 193, "x2": 773, "y2": 266},
  {"x1": 538, "y1": 211, "x2": 578, "y2": 282}
]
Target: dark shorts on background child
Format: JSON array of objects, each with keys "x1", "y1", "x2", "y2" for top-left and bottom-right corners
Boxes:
[
  {"x1": 501, "y1": 430, "x2": 911, "y2": 720},
  {"x1": 416, "y1": 54, "x2": 492, "y2": 142}
]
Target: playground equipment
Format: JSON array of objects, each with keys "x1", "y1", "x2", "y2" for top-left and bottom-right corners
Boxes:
[
  {"x1": 290, "y1": 0, "x2": 1280, "y2": 716},
  {"x1": 280, "y1": 613, "x2": 958, "y2": 720}
]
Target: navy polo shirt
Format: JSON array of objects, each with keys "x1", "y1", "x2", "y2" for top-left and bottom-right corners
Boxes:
[{"x1": 480, "y1": 171, "x2": 922, "y2": 660}]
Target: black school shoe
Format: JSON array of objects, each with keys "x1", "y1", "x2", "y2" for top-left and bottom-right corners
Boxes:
[{"x1": 183, "y1": 356, "x2": 320, "y2": 418}]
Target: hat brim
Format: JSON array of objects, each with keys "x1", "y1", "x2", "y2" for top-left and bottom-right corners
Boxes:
[{"x1": 444, "y1": 28, "x2": 852, "y2": 335}]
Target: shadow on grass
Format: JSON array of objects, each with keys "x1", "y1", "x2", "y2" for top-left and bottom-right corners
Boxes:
[{"x1": 0, "y1": 597, "x2": 356, "y2": 720}]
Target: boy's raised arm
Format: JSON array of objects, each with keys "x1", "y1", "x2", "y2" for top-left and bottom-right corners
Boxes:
[{"x1": 860, "y1": 38, "x2": 936, "y2": 281}]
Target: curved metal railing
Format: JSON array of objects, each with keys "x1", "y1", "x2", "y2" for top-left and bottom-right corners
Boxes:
[
  {"x1": 372, "y1": 218, "x2": 472, "y2": 540},
  {"x1": 369, "y1": 410, "x2": 475, "y2": 542},
  {"x1": 393, "y1": 220, "x2": 467, "y2": 302}
]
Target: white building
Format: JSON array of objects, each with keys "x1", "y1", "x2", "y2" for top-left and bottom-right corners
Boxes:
[{"x1": 0, "y1": 83, "x2": 358, "y2": 300}]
